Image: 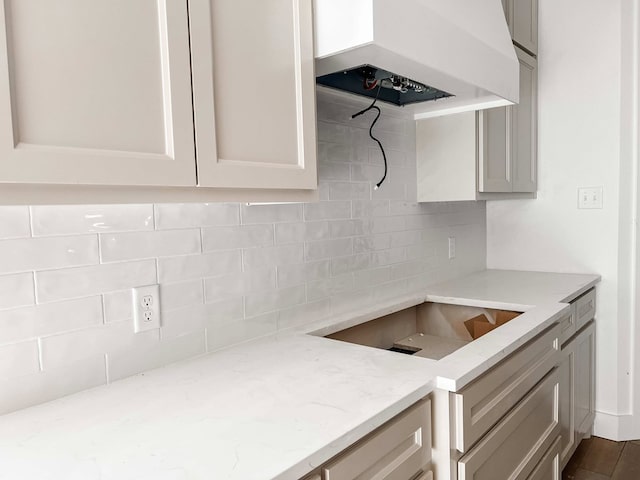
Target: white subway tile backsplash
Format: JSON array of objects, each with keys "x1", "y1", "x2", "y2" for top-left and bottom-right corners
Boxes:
[
  {"x1": 0, "y1": 296, "x2": 103, "y2": 345},
  {"x1": 100, "y1": 229, "x2": 201, "y2": 263},
  {"x1": 352, "y1": 199, "x2": 390, "y2": 218},
  {"x1": 276, "y1": 261, "x2": 330, "y2": 288},
  {"x1": 244, "y1": 285, "x2": 306, "y2": 318},
  {"x1": 318, "y1": 142, "x2": 351, "y2": 164},
  {"x1": 242, "y1": 244, "x2": 304, "y2": 270},
  {"x1": 31, "y1": 204, "x2": 153, "y2": 236},
  {"x1": 353, "y1": 235, "x2": 392, "y2": 254},
  {"x1": 40, "y1": 322, "x2": 159, "y2": 370},
  {"x1": 318, "y1": 162, "x2": 351, "y2": 182},
  {"x1": 202, "y1": 225, "x2": 273, "y2": 251},
  {"x1": 0, "y1": 90, "x2": 487, "y2": 415},
  {"x1": 155, "y1": 203, "x2": 239, "y2": 229},
  {"x1": 241, "y1": 203, "x2": 303, "y2": 224},
  {"x1": 328, "y1": 219, "x2": 370, "y2": 238},
  {"x1": 107, "y1": 331, "x2": 206, "y2": 382},
  {"x1": 330, "y1": 253, "x2": 373, "y2": 275},
  {"x1": 207, "y1": 313, "x2": 277, "y2": 352},
  {"x1": 277, "y1": 299, "x2": 331, "y2": 330},
  {"x1": 160, "y1": 280, "x2": 205, "y2": 311},
  {"x1": 0, "y1": 235, "x2": 99, "y2": 274},
  {"x1": 0, "y1": 341, "x2": 40, "y2": 380},
  {"x1": 103, "y1": 290, "x2": 133, "y2": 323},
  {"x1": 328, "y1": 182, "x2": 370, "y2": 200},
  {"x1": 0, "y1": 272, "x2": 34, "y2": 310},
  {"x1": 304, "y1": 200, "x2": 351, "y2": 221},
  {"x1": 36, "y1": 260, "x2": 156, "y2": 303},
  {"x1": 307, "y1": 273, "x2": 355, "y2": 302},
  {"x1": 204, "y1": 268, "x2": 276, "y2": 303},
  {"x1": 317, "y1": 121, "x2": 351, "y2": 143},
  {"x1": 275, "y1": 221, "x2": 330, "y2": 244},
  {"x1": 0, "y1": 356, "x2": 106, "y2": 416},
  {"x1": 305, "y1": 238, "x2": 353, "y2": 261},
  {"x1": 158, "y1": 251, "x2": 241, "y2": 283},
  {"x1": 0, "y1": 206, "x2": 30, "y2": 239}
]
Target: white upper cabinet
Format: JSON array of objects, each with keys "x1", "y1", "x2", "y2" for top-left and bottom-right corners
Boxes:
[
  {"x1": 479, "y1": 107, "x2": 511, "y2": 193},
  {"x1": 0, "y1": 0, "x2": 196, "y2": 186},
  {"x1": 506, "y1": 0, "x2": 538, "y2": 55},
  {"x1": 0, "y1": 0, "x2": 318, "y2": 196},
  {"x1": 189, "y1": 0, "x2": 317, "y2": 190},
  {"x1": 512, "y1": 48, "x2": 537, "y2": 192},
  {"x1": 416, "y1": 47, "x2": 537, "y2": 202}
]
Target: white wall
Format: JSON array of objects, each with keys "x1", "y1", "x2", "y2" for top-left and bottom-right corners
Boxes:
[
  {"x1": 487, "y1": 0, "x2": 627, "y2": 438},
  {"x1": 0, "y1": 90, "x2": 486, "y2": 416}
]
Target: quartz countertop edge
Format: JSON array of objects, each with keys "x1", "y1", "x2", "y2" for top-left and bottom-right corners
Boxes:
[{"x1": 0, "y1": 269, "x2": 601, "y2": 480}]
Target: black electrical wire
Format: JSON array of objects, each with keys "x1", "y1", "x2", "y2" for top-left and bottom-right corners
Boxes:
[{"x1": 351, "y1": 86, "x2": 388, "y2": 190}]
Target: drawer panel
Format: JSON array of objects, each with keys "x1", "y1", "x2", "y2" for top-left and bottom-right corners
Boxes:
[
  {"x1": 458, "y1": 368, "x2": 560, "y2": 480},
  {"x1": 453, "y1": 323, "x2": 561, "y2": 452},
  {"x1": 527, "y1": 437, "x2": 561, "y2": 480},
  {"x1": 323, "y1": 399, "x2": 431, "y2": 480},
  {"x1": 414, "y1": 471, "x2": 433, "y2": 480},
  {"x1": 575, "y1": 288, "x2": 596, "y2": 331}
]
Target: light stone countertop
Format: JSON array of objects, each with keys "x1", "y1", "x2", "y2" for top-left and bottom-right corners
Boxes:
[{"x1": 0, "y1": 269, "x2": 600, "y2": 480}]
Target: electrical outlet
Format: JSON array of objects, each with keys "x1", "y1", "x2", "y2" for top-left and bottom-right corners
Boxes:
[
  {"x1": 448, "y1": 237, "x2": 456, "y2": 260},
  {"x1": 132, "y1": 284, "x2": 161, "y2": 333}
]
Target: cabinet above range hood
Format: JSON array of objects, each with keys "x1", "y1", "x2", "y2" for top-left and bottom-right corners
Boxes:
[{"x1": 314, "y1": 0, "x2": 519, "y2": 119}]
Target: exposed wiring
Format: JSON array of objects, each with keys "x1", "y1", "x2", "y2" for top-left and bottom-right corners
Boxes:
[{"x1": 351, "y1": 85, "x2": 388, "y2": 190}]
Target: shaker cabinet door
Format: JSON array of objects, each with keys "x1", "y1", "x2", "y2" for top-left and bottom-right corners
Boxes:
[
  {"x1": 189, "y1": 0, "x2": 317, "y2": 190},
  {"x1": 0, "y1": 0, "x2": 196, "y2": 186},
  {"x1": 507, "y1": 0, "x2": 538, "y2": 55},
  {"x1": 512, "y1": 48, "x2": 537, "y2": 193},
  {"x1": 478, "y1": 107, "x2": 511, "y2": 193}
]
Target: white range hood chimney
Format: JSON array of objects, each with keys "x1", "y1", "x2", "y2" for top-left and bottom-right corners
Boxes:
[{"x1": 314, "y1": 0, "x2": 519, "y2": 119}]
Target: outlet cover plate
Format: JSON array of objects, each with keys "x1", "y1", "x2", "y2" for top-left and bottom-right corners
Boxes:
[
  {"x1": 578, "y1": 187, "x2": 603, "y2": 209},
  {"x1": 132, "y1": 284, "x2": 161, "y2": 333}
]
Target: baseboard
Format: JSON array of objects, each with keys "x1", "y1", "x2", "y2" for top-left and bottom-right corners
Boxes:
[{"x1": 594, "y1": 411, "x2": 637, "y2": 441}]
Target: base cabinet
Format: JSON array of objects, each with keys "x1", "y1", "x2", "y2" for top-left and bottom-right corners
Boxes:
[
  {"x1": 559, "y1": 321, "x2": 596, "y2": 469},
  {"x1": 309, "y1": 398, "x2": 432, "y2": 480},
  {"x1": 458, "y1": 368, "x2": 560, "y2": 480},
  {"x1": 527, "y1": 437, "x2": 561, "y2": 480}
]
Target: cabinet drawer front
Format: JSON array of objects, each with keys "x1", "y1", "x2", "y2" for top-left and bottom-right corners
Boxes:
[
  {"x1": 454, "y1": 323, "x2": 560, "y2": 452},
  {"x1": 458, "y1": 369, "x2": 560, "y2": 480},
  {"x1": 414, "y1": 471, "x2": 433, "y2": 480},
  {"x1": 575, "y1": 289, "x2": 596, "y2": 331},
  {"x1": 323, "y1": 399, "x2": 431, "y2": 480},
  {"x1": 559, "y1": 308, "x2": 576, "y2": 346},
  {"x1": 527, "y1": 437, "x2": 561, "y2": 480}
]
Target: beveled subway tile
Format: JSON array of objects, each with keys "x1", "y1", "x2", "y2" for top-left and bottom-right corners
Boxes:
[
  {"x1": 158, "y1": 251, "x2": 241, "y2": 283},
  {"x1": 0, "y1": 356, "x2": 106, "y2": 416},
  {"x1": 240, "y1": 203, "x2": 302, "y2": 224},
  {"x1": 0, "y1": 235, "x2": 99, "y2": 274},
  {"x1": 202, "y1": 225, "x2": 273, "y2": 251},
  {"x1": 100, "y1": 229, "x2": 201, "y2": 263},
  {"x1": 36, "y1": 260, "x2": 156, "y2": 303},
  {"x1": 31, "y1": 205, "x2": 153, "y2": 236},
  {"x1": 0, "y1": 341, "x2": 40, "y2": 380},
  {"x1": 0, "y1": 272, "x2": 34, "y2": 310},
  {"x1": 0, "y1": 296, "x2": 104, "y2": 345},
  {"x1": 155, "y1": 203, "x2": 239, "y2": 229},
  {"x1": 0, "y1": 206, "x2": 30, "y2": 239}
]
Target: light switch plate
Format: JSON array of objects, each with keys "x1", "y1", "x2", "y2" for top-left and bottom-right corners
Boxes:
[
  {"x1": 132, "y1": 284, "x2": 161, "y2": 333},
  {"x1": 448, "y1": 237, "x2": 456, "y2": 259},
  {"x1": 578, "y1": 187, "x2": 603, "y2": 209}
]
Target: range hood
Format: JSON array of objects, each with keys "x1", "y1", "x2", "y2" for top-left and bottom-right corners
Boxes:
[{"x1": 314, "y1": 0, "x2": 519, "y2": 119}]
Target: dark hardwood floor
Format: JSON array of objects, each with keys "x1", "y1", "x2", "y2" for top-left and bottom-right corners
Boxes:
[{"x1": 564, "y1": 437, "x2": 640, "y2": 479}]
